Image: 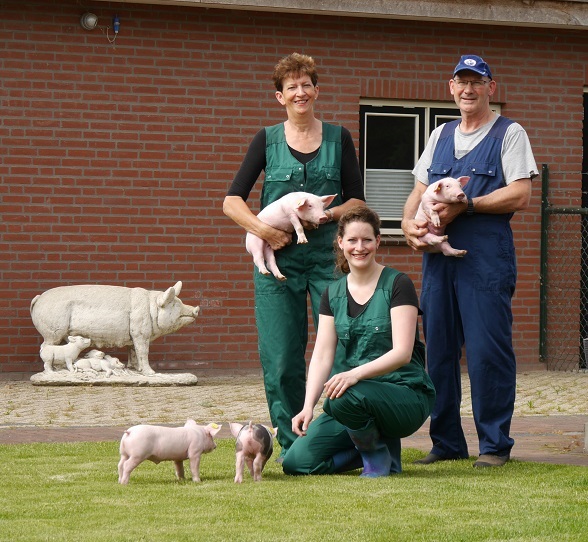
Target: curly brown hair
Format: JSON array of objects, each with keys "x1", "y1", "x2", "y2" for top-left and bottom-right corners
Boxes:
[
  {"x1": 272, "y1": 53, "x2": 318, "y2": 92},
  {"x1": 334, "y1": 206, "x2": 381, "y2": 274}
]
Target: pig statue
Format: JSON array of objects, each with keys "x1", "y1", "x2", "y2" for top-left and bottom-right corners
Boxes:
[
  {"x1": 415, "y1": 176, "x2": 470, "y2": 257},
  {"x1": 246, "y1": 192, "x2": 336, "y2": 281},
  {"x1": 118, "y1": 420, "x2": 222, "y2": 484},
  {"x1": 230, "y1": 421, "x2": 277, "y2": 483},
  {"x1": 39, "y1": 335, "x2": 92, "y2": 373},
  {"x1": 30, "y1": 281, "x2": 199, "y2": 375}
]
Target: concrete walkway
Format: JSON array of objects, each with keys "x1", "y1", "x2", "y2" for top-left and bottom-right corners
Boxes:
[{"x1": 1, "y1": 371, "x2": 587, "y2": 466}]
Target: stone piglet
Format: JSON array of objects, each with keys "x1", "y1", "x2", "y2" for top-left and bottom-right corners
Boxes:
[
  {"x1": 230, "y1": 421, "x2": 277, "y2": 483},
  {"x1": 246, "y1": 191, "x2": 336, "y2": 281},
  {"x1": 74, "y1": 349, "x2": 125, "y2": 377},
  {"x1": 39, "y1": 335, "x2": 91, "y2": 373},
  {"x1": 118, "y1": 420, "x2": 222, "y2": 484},
  {"x1": 30, "y1": 281, "x2": 199, "y2": 375},
  {"x1": 415, "y1": 176, "x2": 470, "y2": 257}
]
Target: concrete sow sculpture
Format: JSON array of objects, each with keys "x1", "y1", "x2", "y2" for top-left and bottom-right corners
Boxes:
[{"x1": 30, "y1": 281, "x2": 200, "y2": 385}]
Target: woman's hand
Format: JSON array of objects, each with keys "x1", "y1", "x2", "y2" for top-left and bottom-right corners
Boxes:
[
  {"x1": 223, "y1": 196, "x2": 293, "y2": 251},
  {"x1": 292, "y1": 408, "x2": 314, "y2": 437},
  {"x1": 324, "y1": 370, "x2": 359, "y2": 399},
  {"x1": 262, "y1": 224, "x2": 292, "y2": 251},
  {"x1": 300, "y1": 219, "x2": 320, "y2": 230}
]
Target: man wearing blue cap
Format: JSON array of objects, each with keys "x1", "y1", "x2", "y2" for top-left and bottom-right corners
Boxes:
[{"x1": 401, "y1": 55, "x2": 538, "y2": 467}]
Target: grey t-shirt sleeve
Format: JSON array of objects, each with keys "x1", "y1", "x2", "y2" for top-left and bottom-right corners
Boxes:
[
  {"x1": 412, "y1": 126, "x2": 442, "y2": 185},
  {"x1": 501, "y1": 123, "x2": 539, "y2": 183}
]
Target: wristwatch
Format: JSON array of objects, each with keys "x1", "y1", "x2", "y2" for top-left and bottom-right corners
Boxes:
[
  {"x1": 467, "y1": 199, "x2": 475, "y2": 216},
  {"x1": 326, "y1": 209, "x2": 334, "y2": 222}
]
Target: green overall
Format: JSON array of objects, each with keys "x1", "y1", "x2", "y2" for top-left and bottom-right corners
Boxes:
[
  {"x1": 282, "y1": 267, "x2": 436, "y2": 475},
  {"x1": 255, "y1": 122, "x2": 344, "y2": 455}
]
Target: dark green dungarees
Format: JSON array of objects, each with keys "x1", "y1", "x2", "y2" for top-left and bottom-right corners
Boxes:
[
  {"x1": 255, "y1": 122, "x2": 344, "y2": 455},
  {"x1": 282, "y1": 267, "x2": 436, "y2": 475}
]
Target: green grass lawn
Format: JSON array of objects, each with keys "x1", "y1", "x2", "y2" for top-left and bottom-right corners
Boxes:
[{"x1": 0, "y1": 440, "x2": 586, "y2": 541}]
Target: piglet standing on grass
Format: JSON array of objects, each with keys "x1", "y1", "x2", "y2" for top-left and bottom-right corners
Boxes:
[
  {"x1": 230, "y1": 421, "x2": 277, "y2": 483},
  {"x1": 246, "y1": 191, "x2": 336, "y2": 281},
  {"x1": 415, "y1": 176, "x2": 470, "y2": 257},
  {"x1": 118, "y1": 420, "x2": 222, "y2": 484}
]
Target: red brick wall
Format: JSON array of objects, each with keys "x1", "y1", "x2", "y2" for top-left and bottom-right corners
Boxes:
[{"x1": 1, "y1": 0, "x2": 586, "y2": 377}]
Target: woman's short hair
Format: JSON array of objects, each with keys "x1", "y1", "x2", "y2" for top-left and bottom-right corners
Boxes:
[{"x1": 272, "y1": 53, "x2": 318, "y2": 91}]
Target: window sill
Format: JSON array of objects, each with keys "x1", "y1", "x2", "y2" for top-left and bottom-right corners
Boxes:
[{"x1": 379, "y1": 234, "x2": 409, "y2": 246}]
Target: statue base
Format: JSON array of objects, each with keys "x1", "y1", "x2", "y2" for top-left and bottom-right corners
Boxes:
[{"x1": 30, "y1": 369, "x2": 198, "y2": 386}]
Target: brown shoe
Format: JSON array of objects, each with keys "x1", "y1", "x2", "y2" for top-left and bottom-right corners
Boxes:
[
  {"x1": 473, "y1": 454, "x2": 510, "y2": 468},
  {"x1": 413, "y1": 453, "x2": 443, "y2": 465},
  {"x1": 414, "y1": 453, "x2": 466, "y2": 465}
]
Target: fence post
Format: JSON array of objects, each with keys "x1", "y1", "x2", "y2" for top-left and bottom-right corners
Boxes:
[{"x1": 539, "y1": 164, "x2": 550, "y2": 364}]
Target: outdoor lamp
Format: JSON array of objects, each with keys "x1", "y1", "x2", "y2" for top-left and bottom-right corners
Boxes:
[{"x1": 80, "y1": 12, "x2": 98, "y2": 31}]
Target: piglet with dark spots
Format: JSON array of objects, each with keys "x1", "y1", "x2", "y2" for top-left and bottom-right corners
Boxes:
[{"x1": 229, "y1": 421, "x2": 277, "y2": 483}]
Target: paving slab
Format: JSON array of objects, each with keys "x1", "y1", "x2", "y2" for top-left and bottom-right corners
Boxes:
[{"x1": 402, "y1": 415, "x2": 588, "y2": 467}]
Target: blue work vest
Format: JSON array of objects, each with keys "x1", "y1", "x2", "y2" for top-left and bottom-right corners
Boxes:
[
  {"x1": 424, "y1": 115, "x2": 516, "y2": 293},
  {"x1": 429, "y1": 116, "x2": 513, "y2": 213}
]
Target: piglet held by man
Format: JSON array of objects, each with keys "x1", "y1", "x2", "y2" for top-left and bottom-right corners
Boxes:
[{"x1": 415, "y1": 176, "x2": 470, "y2": 257}]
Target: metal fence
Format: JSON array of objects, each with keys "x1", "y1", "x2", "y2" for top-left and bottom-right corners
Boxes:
[{"x1": 540, "y1": 164, "x2": 588, "y2": 371}]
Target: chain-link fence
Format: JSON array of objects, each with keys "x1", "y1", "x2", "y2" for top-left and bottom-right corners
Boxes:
[{"x1": 540, "y1": 164, "x2": 588, "y2": 371}]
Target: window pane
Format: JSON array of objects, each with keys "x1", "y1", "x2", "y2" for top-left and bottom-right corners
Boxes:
[
  {"x1": 365, "y1": 114, "x2": 417, "y2": 170},
  {"x1": 434, "y1": 115, "x2": 460, "y2": 128},
  {"x1": 365, "y1": 170, "x2": 414, "y2": 221},
  {"x1": 429, "y1": 108, "x2": 461, "y2": 132}
]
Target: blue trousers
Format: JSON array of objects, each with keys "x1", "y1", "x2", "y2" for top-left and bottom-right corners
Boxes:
[{"x1": 421, "y1": 250, "x2": 516, "y2": 458}]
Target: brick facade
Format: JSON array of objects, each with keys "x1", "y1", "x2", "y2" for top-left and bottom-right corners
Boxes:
[{"x1": 1, "y1": 0, "x2": 586, "y2": 377}]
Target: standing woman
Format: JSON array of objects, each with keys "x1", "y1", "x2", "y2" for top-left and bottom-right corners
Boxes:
[
  {"x1": 223, "y1": 53, "x2": 365, "y2": 460},
  {"x1": 284, "y1": 207, "x2": 435, "y2": 477}
]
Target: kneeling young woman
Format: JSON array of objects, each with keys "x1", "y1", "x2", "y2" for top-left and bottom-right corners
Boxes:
[{"x1": 283, "y1": 206, "x2": 436, "y2": 477}]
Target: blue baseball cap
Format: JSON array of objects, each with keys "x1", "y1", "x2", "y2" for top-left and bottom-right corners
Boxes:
[{"x1": 453, "y1": 55, "x2": 492, "y2": 79}]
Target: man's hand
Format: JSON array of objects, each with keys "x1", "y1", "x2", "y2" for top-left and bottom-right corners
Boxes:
[
  {"x1": 401, "y1": 217, "x2": 430, "y2": 252},
  {"x1": 430, "y1": 201, "x2": 468, "y2": 227},
  {"x1": 402, "y1": 181, "x2": 431, "y2": 252}
]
